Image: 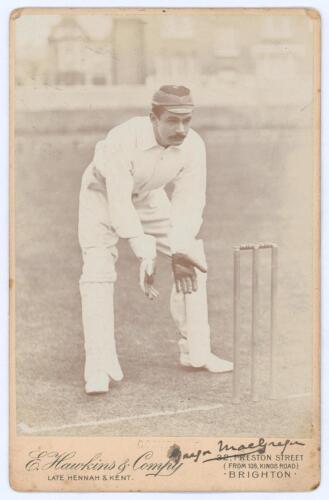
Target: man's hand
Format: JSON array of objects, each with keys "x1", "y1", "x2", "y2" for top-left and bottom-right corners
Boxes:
[
  {"x1": 139, "y1": 258, "x2": 159, "y2": 300},
  {"x1": 172, "y1": 253, "x2": 207, "y2": 294}
]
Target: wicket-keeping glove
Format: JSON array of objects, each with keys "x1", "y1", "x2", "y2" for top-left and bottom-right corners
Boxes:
[
  {"x1": 171, "y1": 253, "x2": 207, "y2": 294},
  {"x1": 139, "y1": 258, "x2": 159, "y2": 300}
]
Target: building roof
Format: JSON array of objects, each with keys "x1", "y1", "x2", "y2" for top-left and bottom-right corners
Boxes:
[{"x1": 48, "y1": 17, "x2": 88, "y2": 42}]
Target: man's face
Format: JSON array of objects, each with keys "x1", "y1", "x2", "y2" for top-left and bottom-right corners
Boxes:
[{"x1": 151, "y1": 109, "x2": 193, "y2": 147}]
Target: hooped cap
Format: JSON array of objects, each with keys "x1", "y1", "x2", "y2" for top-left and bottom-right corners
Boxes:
[{"x1": 152, "y1": 85, "x2": 194, "y2": 114}]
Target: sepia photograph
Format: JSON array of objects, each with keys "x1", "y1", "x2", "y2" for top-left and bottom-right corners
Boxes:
[{"x1": 10, "y1": 7, "x2": 320, "y2": 492}]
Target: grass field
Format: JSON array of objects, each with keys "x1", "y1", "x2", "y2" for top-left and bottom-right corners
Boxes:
[{"x1": 15, "y1": 121, "x2": 315, "y2": 436}]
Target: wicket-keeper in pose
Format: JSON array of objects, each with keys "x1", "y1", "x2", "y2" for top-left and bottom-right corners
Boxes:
[{"x1": 78, "y1": 85, "x2": 233, "y2": 394}]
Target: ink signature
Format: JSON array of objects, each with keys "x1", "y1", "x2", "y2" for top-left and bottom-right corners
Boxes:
[{"x1": 180, "y1": 438, "x2": 306, "y2": 463}]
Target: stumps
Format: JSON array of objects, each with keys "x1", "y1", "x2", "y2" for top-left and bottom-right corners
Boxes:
[{"x1": 232, "y1": 243, "x2": 278, "y2": 404}]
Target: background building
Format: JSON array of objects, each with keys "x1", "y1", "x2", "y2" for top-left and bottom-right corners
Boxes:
[
  {"x1": 16, "y1": 15, "x2": 312, "y2": 87},
  {"x1": 14, "y1": 12, "x2": 314, "y2": 125}
]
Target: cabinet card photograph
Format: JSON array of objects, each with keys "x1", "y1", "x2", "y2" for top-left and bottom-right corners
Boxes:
[{"x1": 9, "y1": 7, "x2": 320, "y2": 492}]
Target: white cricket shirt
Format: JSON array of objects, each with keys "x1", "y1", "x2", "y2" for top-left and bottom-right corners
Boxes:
[{"x1": 86, "y1": 116, "x2": 207, "y2": 253}]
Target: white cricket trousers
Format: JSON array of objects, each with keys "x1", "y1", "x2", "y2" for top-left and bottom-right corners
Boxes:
[{"x1": 78, "y1": 167, "x2": 211, "y2": 382}]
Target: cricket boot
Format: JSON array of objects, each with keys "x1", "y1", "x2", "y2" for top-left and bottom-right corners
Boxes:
[
  {"x1": 85, "y1": 371, "x2": 110, "y2": 395},
  {"x1": 178, "y1": 338, "x2": 233, "y2": 373}
]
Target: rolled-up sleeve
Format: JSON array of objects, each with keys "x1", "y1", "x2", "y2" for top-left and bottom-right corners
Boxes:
[{"x1": 169, "y1": 137, "x2": 207, "y2": 253}]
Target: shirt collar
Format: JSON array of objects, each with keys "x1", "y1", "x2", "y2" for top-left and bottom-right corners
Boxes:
[{"x1": 140, "y1": 117, "x2": 185, "y2": 151}]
